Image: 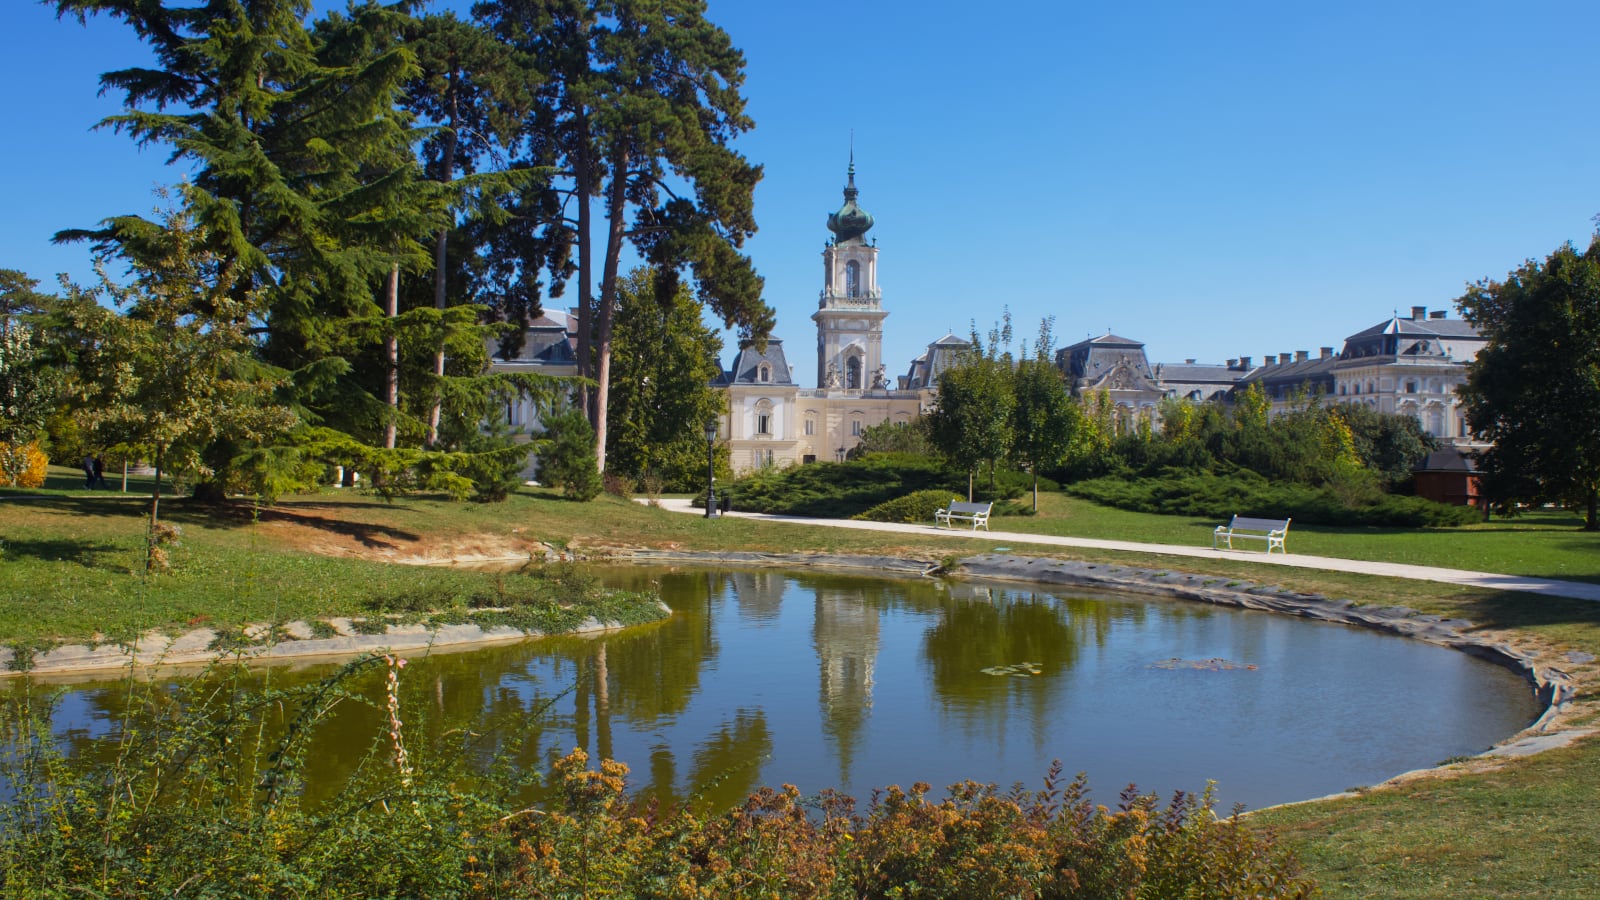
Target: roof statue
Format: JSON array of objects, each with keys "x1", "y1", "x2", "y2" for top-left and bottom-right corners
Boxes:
[{"x1": 826, "y1": 155, "x2": 874, "y2": 246}]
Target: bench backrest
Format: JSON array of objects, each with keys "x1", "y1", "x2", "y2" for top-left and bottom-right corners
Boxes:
[
  {"x1": 947, "y1": 501, "x2": 993, "y2": 514},
  {"x1": 1228, "y1": 515, "x2": 1291, "y2": 533}
]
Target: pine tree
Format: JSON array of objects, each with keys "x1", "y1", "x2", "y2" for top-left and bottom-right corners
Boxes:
[{"x1": 476, "y1": 0, "x2": 772, "y2": 472}]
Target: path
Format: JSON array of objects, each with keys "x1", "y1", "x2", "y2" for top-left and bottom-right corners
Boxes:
[{"x1": 648, "y1": 499, "x2": 1600, "y2": 603}]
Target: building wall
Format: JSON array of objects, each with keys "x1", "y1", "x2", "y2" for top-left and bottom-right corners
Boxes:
[{"x1": 722, "y1": 384, "x2": 926, "y2": 473}]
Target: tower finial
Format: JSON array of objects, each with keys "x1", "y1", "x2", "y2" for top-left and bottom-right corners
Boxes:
[{"x1": 828, "y1": 136, "x2": 873, "y2": 244}]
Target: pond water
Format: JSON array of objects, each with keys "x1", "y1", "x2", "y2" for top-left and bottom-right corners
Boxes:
[{"x1": 25, "y1": 566, "x2": 1540, "y2": 812}]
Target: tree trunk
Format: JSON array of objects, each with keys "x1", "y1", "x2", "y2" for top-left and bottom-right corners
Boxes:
[
  {"x1": 1032, "y1": 467, "x2": 1039, "y2": 512},
  {"x1": 384, "y1": 263, "x2": 400, "y2": 450},
  {"x1": 574, "y1": 110, "x2": 594, "y2": 421},
  {"x1": 145, "y1": 450, "x2": 163, "y2": 577},
  {"x1": 427, "y1": 116, "x2": 459, "y2": 448},
  {"x1": 593, "y1": 145, "x2": 630, "y2": 475},
  {"x1": 967, "y1": 468, "x2": 974, "y2": 502}
]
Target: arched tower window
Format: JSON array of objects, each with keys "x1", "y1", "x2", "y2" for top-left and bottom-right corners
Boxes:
[
  {"x1": 758, "y1": 364, "x2": 770, "y2": 383},
  {"x1": 845, "y1": 260, "x2": 861, "y2": 297},
  {"x1": 846, "y1": 356, "x2": 861, "y2": 389}
]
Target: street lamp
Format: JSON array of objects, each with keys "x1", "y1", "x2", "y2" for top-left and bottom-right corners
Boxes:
[{"x1": 704, "y1": 416, "x2": 720, "y2": 519}]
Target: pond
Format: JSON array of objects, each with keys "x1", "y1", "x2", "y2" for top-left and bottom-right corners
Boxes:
[{"x1": 26, "y1": 566, "x2": 1540, "y2": 812}]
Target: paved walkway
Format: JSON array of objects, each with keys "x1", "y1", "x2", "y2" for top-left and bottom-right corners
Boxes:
[{"x1": 649, "y1": 499, "x2": 1600, "y2": 603}]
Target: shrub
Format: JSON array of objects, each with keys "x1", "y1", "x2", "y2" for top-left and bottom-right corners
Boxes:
[
  {"x1": 1067, "y1": 471, "x2": 1484, "y2": 527},
  {"x1": 0, "y1": 657, "x2": 1314, "y2": 898},
  {"x1": 854, "y1": 489, "x2": 958, "y2": 523},
  {"x1": 0, "y1": 441, "x2": 46, "y2": 488},
  {"x1": 537, "y1": 409, "x2": 603, "y2": 501},
  {"x1": 723, "y1": 455, "x2": 1035, "y2": 519}
]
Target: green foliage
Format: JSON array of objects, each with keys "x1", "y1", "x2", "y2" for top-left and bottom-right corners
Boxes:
[
  {"x1": 539, "y1": 408, "x2": 602, "y2": 501},
  {"x1": 1056, "y1": 390, "x2": 1439, "y2": 508},
  {"x1": 1067, "y1": 471, "x2": 1483, "y2": 527},
  {"x1": 723, "y1": 455, "x2": 1034, "y2": 518},
  {"x1": 853, "y1": 489, "x2": 959, "y2": 524},
  {"x1": 927, "y1": 354, "x2": 1016, "y2": 496},
  {"x1": 849, "y1": 419, "x2": 937, "y2": 458},
  {"x1": 1459, "y1": 237, "x2": 1600, "y2": 529},
  {"x1": 0, "y1": 668, "x2": 1312, "y2": 897},
  {"x1": 605, "y1": 268, "x2": 727, "y2": 491},
  {"x1": 0, "y1": 270, "x2": 62, "y2": 448}
]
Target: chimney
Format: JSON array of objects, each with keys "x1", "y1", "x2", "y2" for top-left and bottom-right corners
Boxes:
[
  {"x1": 1238, "y1": 356, "x2": 1252, "y2": 369},
  {"x1": 1295, "y1": 350, "x2": 1309, "y2": 362},
  {"x1": 1185, "y1": 358, "x2": 1196, "y2": 364},
  {"x1": 1429, "y1": 310, "x2": 1447, "y2": 319},
  {"x1": 1320, "y1": 346, "x2": 1334, "y2": 360},
  {"x1": 1411, "y1": 305, "x2": 1427, "y2": 320},
  {"x1": 1279, "y1": 353, "x2": 1293, "y2": 365},
  {"x1": 1226, "y1": 358, "x2": 1238, "y2": 369}
]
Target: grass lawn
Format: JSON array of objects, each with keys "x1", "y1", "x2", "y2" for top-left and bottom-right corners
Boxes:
[
  {"x1": 6, "y1": 467, "x2": 1600, "y2": 896},
  {"x1": 993, "y1": 491, "x2": 1600, "y2": 583}
]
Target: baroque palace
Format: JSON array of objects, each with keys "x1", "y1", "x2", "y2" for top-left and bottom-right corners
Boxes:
[{"x1": 492, "y1": 161, "x2": 1487, "y2": 476}]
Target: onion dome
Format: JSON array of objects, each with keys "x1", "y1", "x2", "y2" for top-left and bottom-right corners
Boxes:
[{"x1": 826, "y1": 160, "x2": 874, "y2": 245}]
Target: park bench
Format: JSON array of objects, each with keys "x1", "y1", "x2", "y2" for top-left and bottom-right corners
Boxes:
[
  {"x1": 1212, "y1": 515, "x2": 1291, "y2": 553},
  {"x1": 936, "y1": 499, "x2": 993, "y2": 531}
]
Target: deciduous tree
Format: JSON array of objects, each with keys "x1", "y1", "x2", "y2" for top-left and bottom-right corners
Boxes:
[
  {"x1": 928, "y1": 317, "x2": 1015, "y2": 501},
  {"x1": 59, "y1": 204, "x2": 296, "y2": 570},
  {"x1": 1459, "y1": 238, "x2": 1600, "y2": 529},
  {"x1": 1009, "y1": 319, "x2": 1080, "y2": 510}
]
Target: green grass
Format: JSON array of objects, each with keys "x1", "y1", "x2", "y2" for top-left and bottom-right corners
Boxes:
[
  {"x1": 1255, "y1": 741, "x2": 1600, "y2": 898},
  {"x1": 994, "y1": 491, "x2": 1600, "y2": 583},
  {"x1": 8, "y1": 466, "x2": 1600, "y2": 896}
]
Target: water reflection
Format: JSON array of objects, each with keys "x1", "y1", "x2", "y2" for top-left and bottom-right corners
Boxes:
[{"x1": 9, "y1": 566, "x2": 1541, "y2": 813}]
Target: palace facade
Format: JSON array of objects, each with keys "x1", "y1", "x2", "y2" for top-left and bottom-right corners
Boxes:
[{"x1": 715, "y1": 162, "x2": 956, "y2": 473}]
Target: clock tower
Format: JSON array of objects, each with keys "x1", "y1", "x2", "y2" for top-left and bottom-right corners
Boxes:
[{"x1": 812, "y1": 159, "x2": 888, "y2": 392}]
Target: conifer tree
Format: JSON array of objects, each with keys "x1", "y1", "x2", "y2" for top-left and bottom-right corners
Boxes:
[{"x1": 476, "y1": 0, "x2": 773, "y2": 472}]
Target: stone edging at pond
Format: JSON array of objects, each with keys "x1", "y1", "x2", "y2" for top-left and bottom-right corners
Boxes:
[{"x1": 0, "y1": 606, "x2": 671, "y2": 679}]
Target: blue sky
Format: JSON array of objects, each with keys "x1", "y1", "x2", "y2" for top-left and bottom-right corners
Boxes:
[{"x1": 5, "y1": 1, "x2": 1598, "y2": 386}]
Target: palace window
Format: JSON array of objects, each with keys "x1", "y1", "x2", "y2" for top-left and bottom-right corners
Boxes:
[
  {"x1": 846, "y1": 260, "x2": 861, "y2": 297},
  {"x1": 804, "y1": 418, "x2": 815, "y2": 436},
  {"x1": 758, "y1": 364, "x2": 770, "y2": 383},
  {"x1": 851, "y1": 419, "x2": 862, "y2": 436},
  {"x1": 756, "y1": 413, "x2": 771, "y2": 435},
  {"x1": 846, "y1": 356, "x2": 861, "y2": 389}
]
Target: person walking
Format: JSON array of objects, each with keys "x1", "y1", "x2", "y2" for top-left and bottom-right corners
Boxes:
[
  {"x1": 82, "y1": 454, "x2": 96, "y2": 489},
  {"x1": 91, "y1": 455, "x2": 109, "y2": 490}
]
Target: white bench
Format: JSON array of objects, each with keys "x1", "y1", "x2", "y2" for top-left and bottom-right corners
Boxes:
[
  {"x1": 1213, "y1": 515, "x2": 1291, "y2": 553},
  {"x1": 936, "y1": 500, "x2": 993, "y2": 531}
]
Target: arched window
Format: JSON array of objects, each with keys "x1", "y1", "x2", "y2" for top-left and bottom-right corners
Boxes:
[
  {"x1": 845, "y1": 260, "x2": 861, "y2": 297},
  {"x1": 846, "y1": 356, "x2": 861, "y2": 389},
  {"x1": 758, "y1": 364, "x2": 770, "y2": 383}
]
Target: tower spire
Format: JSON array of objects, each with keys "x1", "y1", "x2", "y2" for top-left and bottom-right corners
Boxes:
[{"x1": 828, "y1": 144, "x2": 872, "y2": 244}]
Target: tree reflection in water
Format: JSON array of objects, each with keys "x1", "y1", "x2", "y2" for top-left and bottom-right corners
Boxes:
[{"x1": 7, "y1": 565, "x2": 1542, "y2": 815}]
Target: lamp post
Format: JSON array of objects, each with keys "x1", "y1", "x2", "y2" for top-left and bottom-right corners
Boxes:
[{"x1": 704, "y1": 416, "x2": 720, "y2": 519}]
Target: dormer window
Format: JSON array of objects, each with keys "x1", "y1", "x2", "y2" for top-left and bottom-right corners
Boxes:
[{"x1": 758, "y1": 363, "x2": 771, "y2": 383}]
